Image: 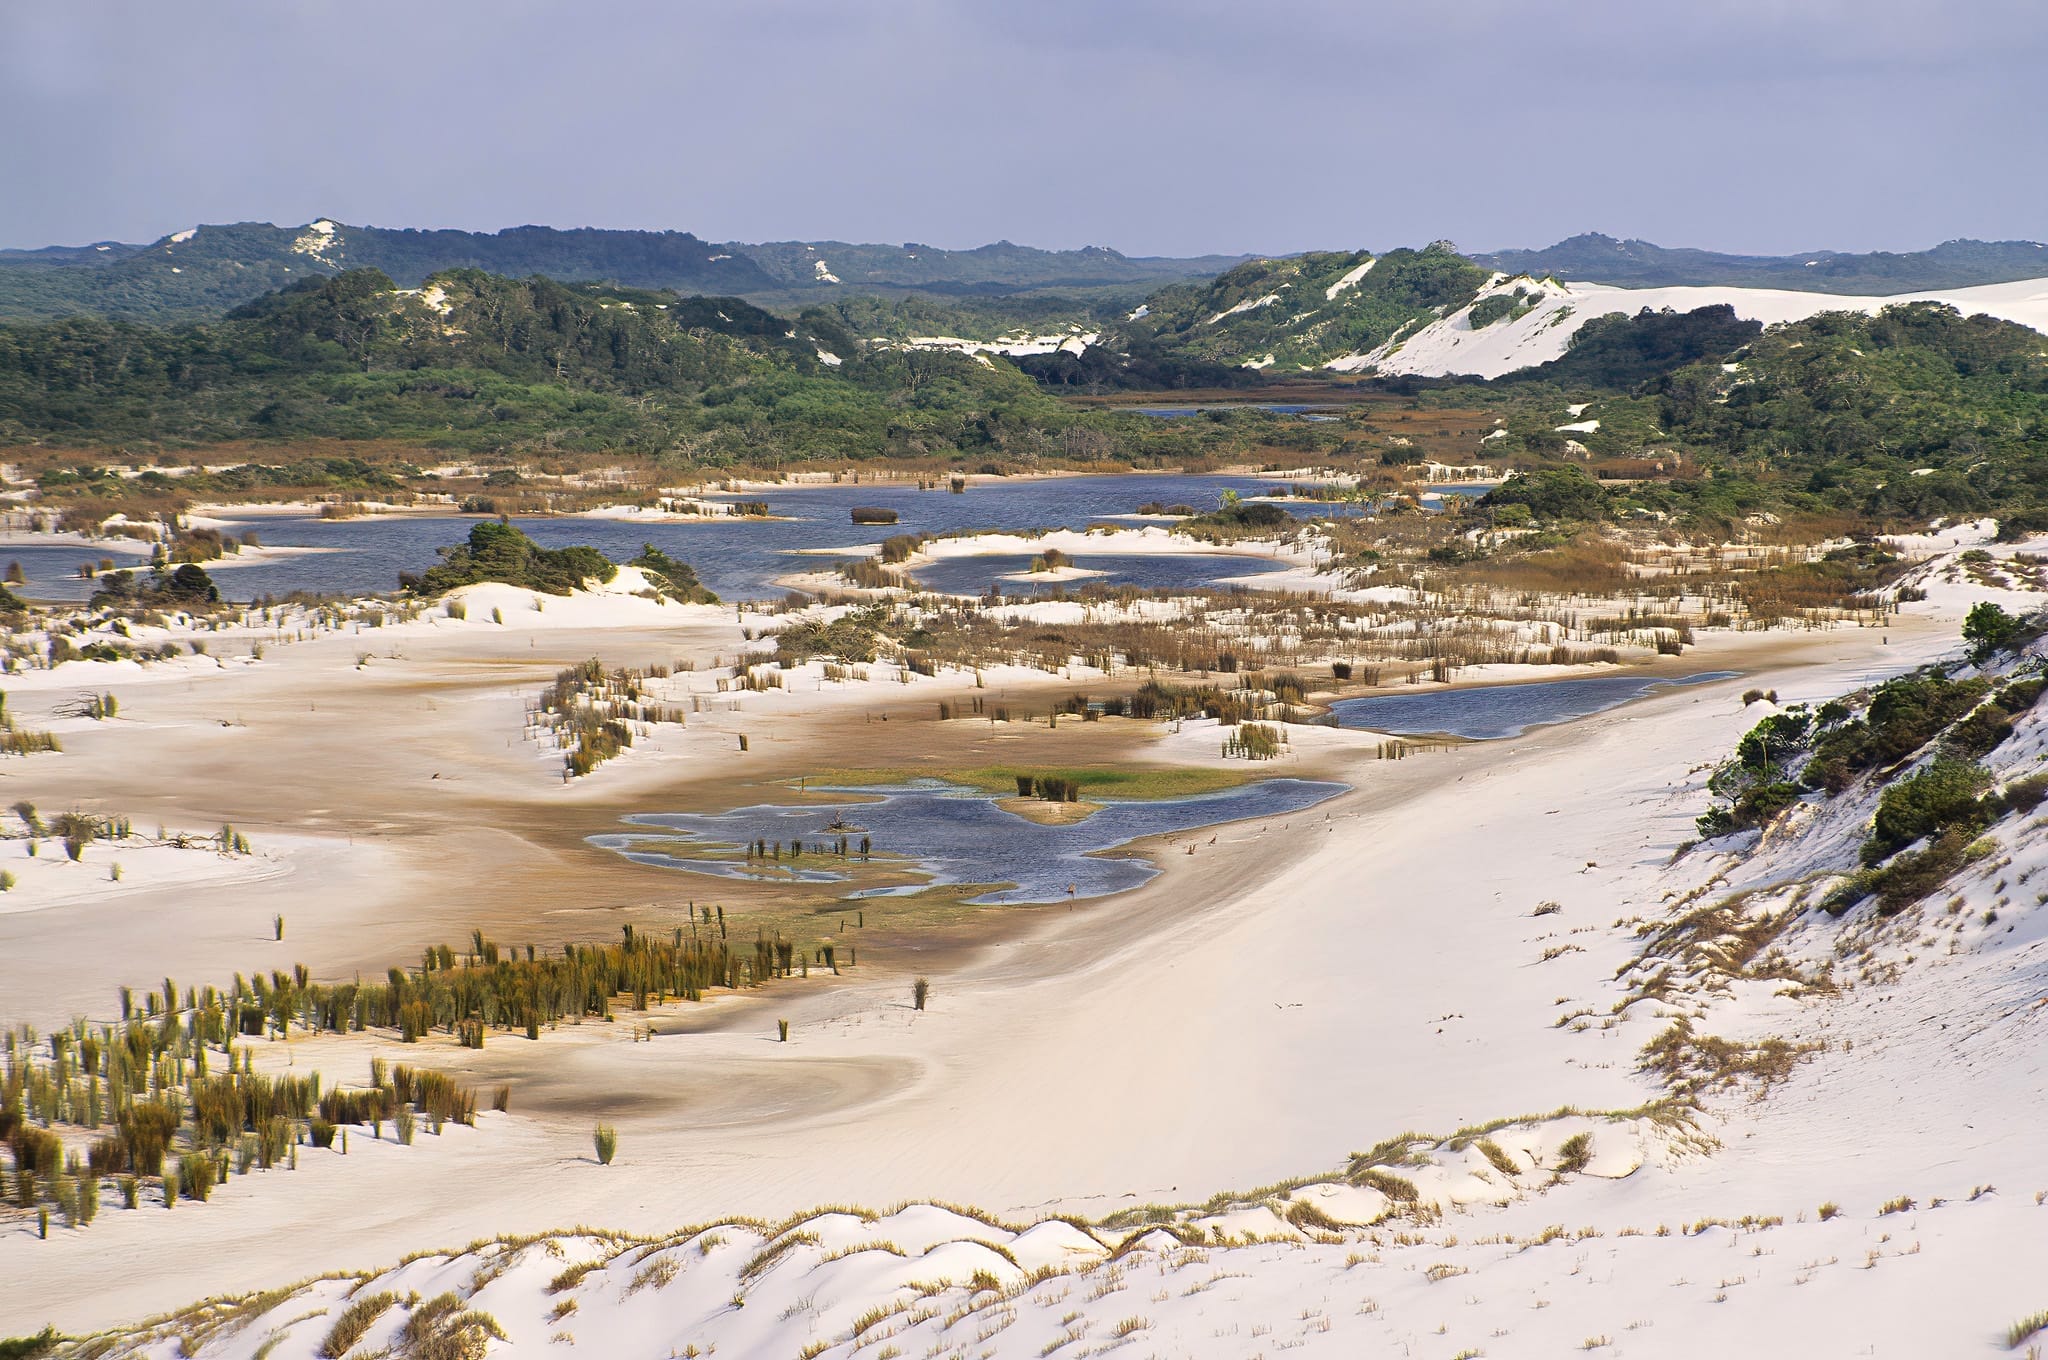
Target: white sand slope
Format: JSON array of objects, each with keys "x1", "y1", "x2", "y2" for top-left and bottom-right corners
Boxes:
[
  {"x1": 63, "y1": 1187, "x2": 2046, "y2": 1359},
  {"x1": 12, "y1": 553, "x2": 2048, "y2": 1357},
  {"x1": 1327, "y1": 274, "x2": 2048, "y2": 378}
]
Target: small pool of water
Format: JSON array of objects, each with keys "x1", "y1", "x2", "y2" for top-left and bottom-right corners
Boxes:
[
  {"x1": 1134, "y1": 403, "x2": 1329, "y2": 418},
  {"x1": 590, "y1": 777, "x2": 1347, "y2": 904},
  {"x1": 908, "y1": 552, "x2": 1285, "y2": 597},
  {"x1": 1329, "y1": 671, "x2": 1741, "y2": 740}
]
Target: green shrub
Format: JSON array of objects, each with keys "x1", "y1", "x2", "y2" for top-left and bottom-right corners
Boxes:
[
  {"x1": 1804, "y1": 675, "x2": 1988, "y2": 792},
  {"x1": 629, "y1": 544, "x2": 717, "y2": 603},
  {"x1": 1961, "y1": 602, "x2": 2019, "y2": 658},
  {"x1": 0, "y1": 1328, "x2": 60, "y2": 1360},
  {"x1": 1825, "y1": 822, "x2": 1995, "y2": 916},
  {"x1": 2003, "y1": 773, "x2": 2048, "y2": 815},
  {"x1": 1865, "y1": 759, "x2": 1993, "y2": 863},
  {"x1": 593, "y1": 1124, "x2": 617, "y2": 1165},
  {"x1": 410, "y1": 522, "x2": 617, "y2": 598}
]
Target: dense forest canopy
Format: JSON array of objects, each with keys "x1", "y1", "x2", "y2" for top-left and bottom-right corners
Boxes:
[
  {"x1": 1105, "y1": 244, "x2": 1492, "y2": 372},
  {"x1": 1, "y1": 253, "x2": 2045, "y2": 531},
  {"x1": 1474, "y1": 233, "x2": 2048, "y2": 295},
  {"x1": 0, "y1": 222, "x2": 1242, "y2": 326},
  {"x1": 0, "y1": 268, "x2": 1339, "y2": 475}
]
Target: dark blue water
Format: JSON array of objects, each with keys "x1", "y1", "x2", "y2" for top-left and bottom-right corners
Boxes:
[
  {"x1": 0, "y1": 541, "x2": 157, "y2": 598},
  {"x1": 1330, "y1": 671, "x2": 1741, "y2": 740},
  {"x1": 7, "y1": 474, "x2": 1339, "y2": 605},
  {"x1": 908, "y1": 552, "x2": 1285, "y2": 597},
  {"x1": 1136, "y1": 403, "x2": 1328, "y2": 418},
  {"x1": 591, "y1": 777, "x2": 1347, "y2": 904}
]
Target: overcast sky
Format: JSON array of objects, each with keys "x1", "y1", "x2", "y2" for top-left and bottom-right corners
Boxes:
[{"x1": 4, "y1": 0, "x2": 2042, "y2": 256}]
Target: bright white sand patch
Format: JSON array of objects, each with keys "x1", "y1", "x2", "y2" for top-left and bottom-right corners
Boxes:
[
  {"x1": 167, "y1": 228, "x2": 197, "y2": 244},
  {"x1": 1205, "y1": 291, "x2": 1282, "y2": 324},
  {"x1": 289, "y1": 219, "x2": 342, "y2": 267},
  {"x1": 1323, "y1": 256, "x2": 1377, "y2": 299},
  {"x1": 994, "y1": 564, "x2": 1107, "y2": 584},
  {"x1": 0, "y1": 834, "x2": 288, "y2": 917},
  {"x1": 813, "y1": 259, "x2": 841, "y2": 283},
  {"x1": 915, "y1": 525, "x2": 1283, "y2": 558},
  {"x1": 897, "y1": 330, "x2": 1098, "y2": 358},
  {"x1": 1328, "y1": 273, "x2": 2048, "y2": 378}
]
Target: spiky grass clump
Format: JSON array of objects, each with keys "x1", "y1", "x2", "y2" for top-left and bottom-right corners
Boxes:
[
  {"x1": 1477, "y1": 1139, "x2": 1520, "y2": 1177},
  {"x1": 1347, "y1": 1168, "x2": 1419, "y2": 1203},
  {"x1": 593, "y1": 1124, "x2": 617, "y2": 1166},
  {"x1": 319, "y1": 1291, "x2": 394, "y2": 1358},
  {"x1": 399, "y1": 1292, "x2": 505, "y2": 1360}
]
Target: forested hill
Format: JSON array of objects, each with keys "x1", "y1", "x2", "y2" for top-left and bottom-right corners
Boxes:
[
  {"x1": 7, "y1": 259, "x2": 2048, "y2": 531},
  {"x1": 0, "y1": 222, "x2": 779, "y2": 325},
  {"x1": 0, "y1": 267, "x2": 1242, "y2": 469},
  {"x1": 1474, "y1": 233, "x2": 2048, "y2": 294},
  {"x1": 1448, "y1": 300, "x2": 2048, "y2": 525},
  {"x1": 1017, "y1": 243, "x2": 1491, "y2": 387},
  {"x1": 734, "y1": 239, "x2": 1249, "y2": 294},
  {"x1": 0, "y1": 268, "x2": 894, "y2": 453},
  {"x1": 0, "y1": 222, "x2": 1245, "y2": 325}
]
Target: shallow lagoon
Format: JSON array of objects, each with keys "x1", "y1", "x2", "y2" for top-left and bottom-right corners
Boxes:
[
  {"x1": 590, "y1": 776, "x2": 1347, "y2": 904},
  {"x1": 1329, "y1": 670, "x2": 1741, "y2": 740},
  {"x1": 10, "y1": 473, "x2": 1332, "y2": 605}
]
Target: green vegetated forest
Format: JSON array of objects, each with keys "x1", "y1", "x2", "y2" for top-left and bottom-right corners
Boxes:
[
  {"x1": 1112, "y1": 244, "x2": 1491, "y2": 369},
  {"x1": 4, "y1": 234, "x2": 2048, "y2": 531},
  {"x1": 1458, "y1": 301, "x2": 2048, "y2": 525},
  {"x1": 0, "y1": 222, "x2": 776, "y2": 324},
  {"x1": 0, "y1": 221, "x2": 1242, "y2": 326},
  {"x1": 1473, "y1": 232, "x2": 2048, "y2": 294},
  {"x1": 732, "y1": 238, "x2": 1246, "y2": 293},
  {"x1": 0, "y1": 268, "x2": 1319, "y2": 472}
]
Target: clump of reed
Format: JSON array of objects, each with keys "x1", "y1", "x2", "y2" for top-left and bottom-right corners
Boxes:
[
  {"x1": 1, "y1": 962, "x2": 505, "y2": 1231},
  {"x1": 1012, "y1": 774, "x2": 1081, "y2": 803},
  {"x1": 1222, "y1": 722, "x2": 1286, "y2": 760},
  {"x1": 532, "y1": 658, "x2": 688, "y2": 778},
  {"x1": 0, "y1": 690, "x2": 61, "y2": 758},
  {"x1": 837, "y1": 558, "x2": 900, "y2": 589}
]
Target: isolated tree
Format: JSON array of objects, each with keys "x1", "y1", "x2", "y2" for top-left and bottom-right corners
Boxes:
[{"x1": 1962, "y1": 602, "x2": 2019, "y2": 658}]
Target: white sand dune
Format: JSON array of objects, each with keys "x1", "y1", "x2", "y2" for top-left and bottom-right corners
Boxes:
[{"x1": 1328, "y1": 273, "x2": 2048, "y2": 378}]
